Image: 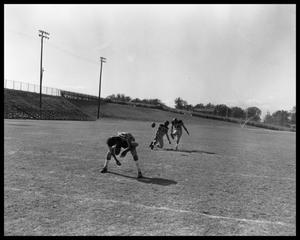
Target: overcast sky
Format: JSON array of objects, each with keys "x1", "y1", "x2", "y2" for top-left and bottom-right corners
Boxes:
[{"x1": 4, "y1": 4, "x2": 296, "y2": 115}]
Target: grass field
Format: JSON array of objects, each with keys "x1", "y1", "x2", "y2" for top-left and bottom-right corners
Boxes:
[{"x1": 4, "y1": 117, "x2": 296, "y2": 235}]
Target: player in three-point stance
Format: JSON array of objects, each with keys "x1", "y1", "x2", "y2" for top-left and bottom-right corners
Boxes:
[
  {"x1": 101, "y1": 132, "x2": 143, "y2": 178},
  {"x1": 149, "y1": 120, "x2": 171, "y2": 150},
  {"x1": 171, "y1": 118, "x2": 190, "y2": 150}
]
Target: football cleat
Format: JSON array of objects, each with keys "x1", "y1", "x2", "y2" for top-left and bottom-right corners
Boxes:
[
  {"x1": 137, "y1": 172, "x2": 143, "y2": 178},
  {"x1": 116, "y1": 160, "x2": 121, "y2": 166}
]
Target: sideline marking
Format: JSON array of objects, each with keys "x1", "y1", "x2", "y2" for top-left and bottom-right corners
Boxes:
[
  {"x1": 73, "y1": 196, "x2": 293, "y2": 227},
  {"x1": 78, "y1": 197, "x2": 293, "y2": 227},
  {"x1": 5, "y1": 188, "x2": 294, "y2": 228},
  {"x1": 214, "y1": 171, "x2": 295, "y2": 181},
  {"x1": 5, "y1": 151, "x2": 18, "y2": 155}
]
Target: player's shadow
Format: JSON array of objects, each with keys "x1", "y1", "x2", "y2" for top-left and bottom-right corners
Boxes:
[
  {"x1": 158, "y1": 148, "x2": 216, "y2": 155},
  {"x1": 107, "y1": 171, "x2": 177, "y2": 186}
]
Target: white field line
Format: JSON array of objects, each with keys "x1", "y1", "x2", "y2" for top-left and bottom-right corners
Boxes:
[
  {"x1": 4, "y1": 137, "x2": 15, "y2": 140},
  {"x1": 134, "y1": 164, "x2": 295, "y2": 182},
  {"x1": 6, "y1": 187, "x2": 23, "y2": 191},
  {"x1": 5, "y1": 187, "x2": 293, "y2": 227},
  {"x1": 5, "y1": 151, "x2": 18, "y2": 156},
  {"x1": 79, "y1": 198, "x2": 294, "y2": 227},
  {"x1": 214, "y1": 171, "x2": 295, "y2": 181}
]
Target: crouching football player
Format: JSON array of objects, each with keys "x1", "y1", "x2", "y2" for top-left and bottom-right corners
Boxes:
[{"x1": 101, "y1": 132, "x2": 143, "y2": 178}]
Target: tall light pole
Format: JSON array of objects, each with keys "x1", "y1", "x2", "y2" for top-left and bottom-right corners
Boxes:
[
  {"x1": 38, "y1": 30, "x2": 49, "y2": 112},
  {"x1": 97, "y1": 57, "x2": 106, "y2": 119}
]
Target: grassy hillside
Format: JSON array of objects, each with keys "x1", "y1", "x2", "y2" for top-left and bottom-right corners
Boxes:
[
  {"x1": 4, "y1": 89, "x2": 208, "y2": 125},
  {"x1": 69, "y1": 99, "x2": 295, "y2": 132},
  {"x1": 68, "y1": 99, "x2": 229, "y2": 126},
  {"x1": 4, "y1": 89, "x2": 95, "y2": 121},
  {"x1": 4, "y1": 89, "x2": 295, "y2": 132},
  {"x1": 68, "y1": 99, "x2": 184, "y2": 121}
]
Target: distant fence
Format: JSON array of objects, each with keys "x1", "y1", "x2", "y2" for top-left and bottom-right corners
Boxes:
[
  {"x1": 4, "y1": 79, "x2": 61, "y2": 96},
  {"x1": 60, "y1": 90, "x2": 99, "y2": 101}
]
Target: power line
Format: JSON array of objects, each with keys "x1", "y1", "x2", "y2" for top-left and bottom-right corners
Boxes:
[
  {"x1": 6, "y1": 29, "x2": 98, "y2": 65},
  {"x1": 47, "y1": 42, "x2": 98, "y2": 65}
]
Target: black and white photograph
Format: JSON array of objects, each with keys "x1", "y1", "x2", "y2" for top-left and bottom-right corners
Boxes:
[{"x1": 4, "y1": 4, "x2": 296, "y2": 236}]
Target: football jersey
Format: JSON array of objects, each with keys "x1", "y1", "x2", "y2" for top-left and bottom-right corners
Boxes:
[
  {"x1": 172, "y1": 120, "x2": 183, "y2": 130},
  {"x1": 156, "y1": 124, "x2": 169, "y2": 138}
]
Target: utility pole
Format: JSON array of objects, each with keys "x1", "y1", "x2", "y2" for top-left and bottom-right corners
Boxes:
[
  {"x1": 38, "y1": 30, "x2": 50, "y2": 112},
  {"x1": 97, "y1": 57, "x2": 106, "y2": 119}
]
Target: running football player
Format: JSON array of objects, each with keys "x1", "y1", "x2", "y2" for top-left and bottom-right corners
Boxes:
[
  {"x1": 149, "y1": 120, "x2": 171, "y2": 149},
  {"x1": 170, "y1": 118, "x2": 190, "y2": 150}
]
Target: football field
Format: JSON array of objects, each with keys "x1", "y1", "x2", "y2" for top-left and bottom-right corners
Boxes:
[{"x1": 4, "y1": 118, "x2": 296, "y2": 235}]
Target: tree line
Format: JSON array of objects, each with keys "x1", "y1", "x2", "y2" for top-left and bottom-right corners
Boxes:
[
  {"x1": 175, "y1": 97, "x2": 296, "y2": 127},
  {"x1": 105, "y1": 94, "x2": 295, "y2": 128}
]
